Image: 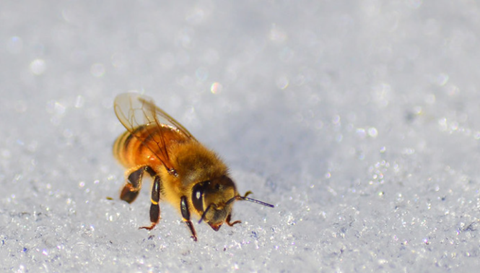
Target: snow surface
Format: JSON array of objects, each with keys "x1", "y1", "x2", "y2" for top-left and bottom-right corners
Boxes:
[{"x1": 2, "y1": 0, "x2": 480, "y2": 272}]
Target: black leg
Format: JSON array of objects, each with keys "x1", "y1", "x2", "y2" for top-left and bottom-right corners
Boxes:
[
  {"x1": 140, "y1": 175, "x2": 162, "y2": 230},
  {"x1": 180, "y1": 196, "x2": 198, "y2": 241},
  {"x1": 120, "y1": 166, "x2": 147, "y2": 203}
]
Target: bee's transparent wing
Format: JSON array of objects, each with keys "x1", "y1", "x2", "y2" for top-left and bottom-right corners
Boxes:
[{"x1": 114, "y1": 93, "x2": 196, "y2": 172}]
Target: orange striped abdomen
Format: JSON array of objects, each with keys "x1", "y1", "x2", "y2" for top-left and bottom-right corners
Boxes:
[{"x1": 113, "y1": 124, "x2": 189, "y2": 169}]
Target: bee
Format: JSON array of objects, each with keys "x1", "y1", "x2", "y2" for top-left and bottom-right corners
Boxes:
[{"x1": 112, "y1": 93, "x2": 273, "y2": 241}]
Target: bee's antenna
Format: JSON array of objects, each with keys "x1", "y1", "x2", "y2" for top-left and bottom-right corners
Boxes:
[
  {"x1": 201, "y1": 192, "x2": 274, "y2": 225},
  {"x1": 198, "y1": 204, "x2": 213, "y2": 224},
  {"x1": 231, "y1": 191, "x2": 274, "y2": 208}
]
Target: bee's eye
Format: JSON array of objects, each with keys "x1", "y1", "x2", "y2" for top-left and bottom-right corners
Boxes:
[{"x1": 192, "y1": 182, "x2": 208, "y2": 212}]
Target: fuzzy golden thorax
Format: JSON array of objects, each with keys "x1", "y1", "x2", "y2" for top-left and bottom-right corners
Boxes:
[{"x1": 170, "y1": 141, "x2": 229, "y2": 187}]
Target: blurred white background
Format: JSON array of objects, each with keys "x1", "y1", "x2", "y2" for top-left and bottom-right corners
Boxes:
[{"x1": 2, "y1": 1, "x2": 480, "y2": 272}]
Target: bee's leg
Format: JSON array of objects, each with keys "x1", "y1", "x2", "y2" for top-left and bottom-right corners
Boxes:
[
  {"x1": 180, "y1": 196, "x2": 198, "y2": 241},
  {"x1": 120, "y1": 166, "x2": 148, "y2": 203},
  {"x1": 140, "y1": 175, "x2": 162, "y2": 230},
  {"x1": 225, "y1": 214, "x2": 242, "y2": 227}
]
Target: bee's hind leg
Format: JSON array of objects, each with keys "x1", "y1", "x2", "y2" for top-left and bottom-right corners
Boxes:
[
  {"x1": 120, "y1": 166, "x2": 157, "y2": 203},
  {"x1": 120, "y1": 166, "x2": 145, "y2": 203},
  {"x1": 120, "y1": 166, "x2": 162, "y2": 231}
]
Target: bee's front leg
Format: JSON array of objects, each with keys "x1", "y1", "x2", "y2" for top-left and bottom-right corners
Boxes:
[
  {"x1": 180, "y1": 196, "x2": 198, "y2": 241},
  {"x1": 225, "y1": 214, "x2": 241, "y2": 227}
]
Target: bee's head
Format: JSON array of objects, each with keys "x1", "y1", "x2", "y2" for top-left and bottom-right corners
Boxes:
[
  {"x1": 191, "y1": 175, "x2": 237, "y2": 231},
  {"x1": 191, "y1": 176, "x2": 274, "y2": 231}
]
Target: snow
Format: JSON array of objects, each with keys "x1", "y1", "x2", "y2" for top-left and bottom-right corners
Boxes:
[{"x1": 2, "y1": 0, "x2": 480, "y2": 272}]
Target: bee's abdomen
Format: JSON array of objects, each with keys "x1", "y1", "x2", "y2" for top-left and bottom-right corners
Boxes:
[
  {"x1": 113, "y1": 125, "x2": 187, "y2": 169},
  {"x1": 113, "y1": 131, "x2": 135, "y2": 168},
  {"x1": 113, "y1": 125, "x2": 153, "y2": 168}
]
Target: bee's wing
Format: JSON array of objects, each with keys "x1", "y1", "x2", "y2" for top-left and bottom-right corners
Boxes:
[
  {"x1": 136, "y1": 95, "x2": 197, "y2": 141},
  {"x1": 114, "y1": 93, "x2": 197, "y2": 172}
]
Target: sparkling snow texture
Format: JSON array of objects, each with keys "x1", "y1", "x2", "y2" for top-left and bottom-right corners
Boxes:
[{"x1": 2, "y1": 1, "x2": 480, "y2": 272}]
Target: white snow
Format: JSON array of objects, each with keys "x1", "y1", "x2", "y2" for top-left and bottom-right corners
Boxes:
[{"x1": 2, "y1": 1, "x2": 480, "y2": 272}]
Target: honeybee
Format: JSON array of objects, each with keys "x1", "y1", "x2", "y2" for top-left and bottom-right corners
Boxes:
[{"x1": 112, "y1": 93, "x2": 273, "y2": 241}]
